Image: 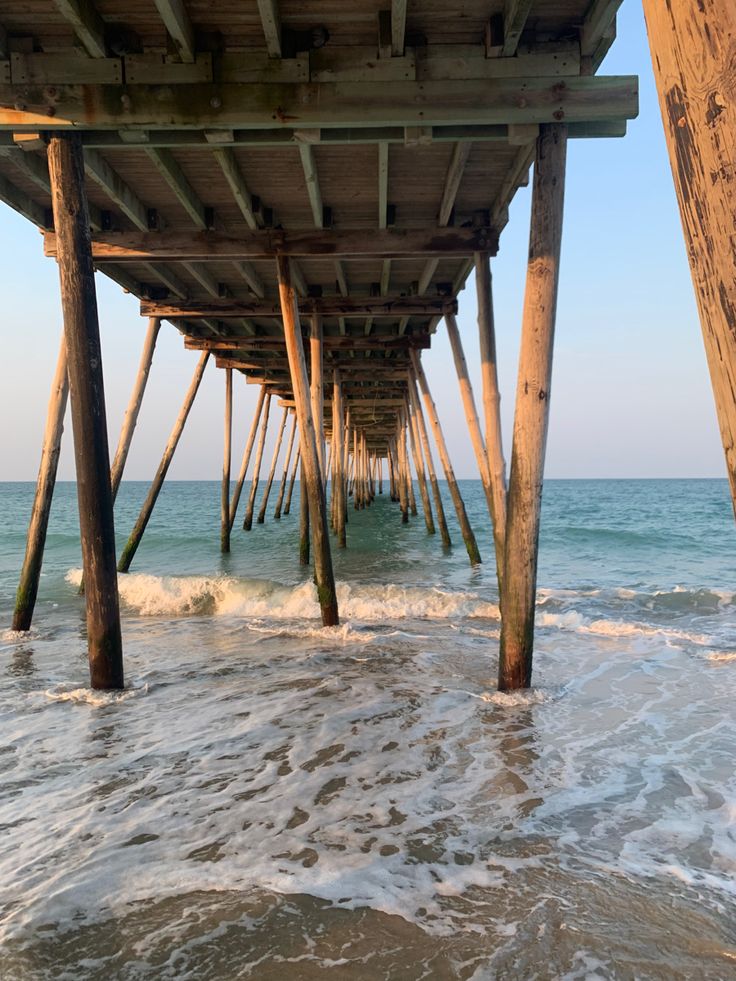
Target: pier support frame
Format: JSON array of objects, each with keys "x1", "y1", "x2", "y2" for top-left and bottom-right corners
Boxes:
[
  {"x1": 642, "y1": 0, "x2": 736, "y2": 517},
  {"x1": 408, "y1": 370, "x2": 451, "y2": 546},
  {"x1": 498, "y1": 123, "x2": 567, "y2": 691},
  {"x1": 47, "y1": 133, "x2": 123, "y2": 689},
  {"x1": 277, "y1": 255, "x2": 339, "y2": 625},
  {"x1": 274, "y1": 412, "x2": 297, "y2": 519},
  {"x1": 257, "y1": 407, "x2": 288, "y2": 523},
  {"x1": 13, "y1": 338, "x2": 69, "y2": 632},
  {"x1": 332, "y1": 369, "x2": 347, "y2": 547},
  {"x1": 243, "y1": 392, "x2": 271, "y2": 530},
  {"x1": 118, "y1": 351, "x2": 209, "y2": 573}
]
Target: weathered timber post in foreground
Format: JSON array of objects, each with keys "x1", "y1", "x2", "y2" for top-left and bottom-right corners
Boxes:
[
  {"x1": 284, "y1": 446, "x2": 300, "y2": 516},
  {"x1": 257, "y1": 406, "x2": 288, "y2": 523},
  {"x1": 13, "y1": 338, "x2": 69, "y2": 632},
  {"x1": 475, "y1": 253, "x2": 507, "y2": 583},
  {"x1": 310, "y1": 314, "x2": 325, "y2": 479},
  {"x1": 47, "y1": 133, "x2": 123, "y2": 689},
  {"x1": 642, "y1": 0, "x2": 736, "y2": 518},
  {"x1": 299, "y1": 461, "x2": 310, "y2": 565},
  {"x1": 243, "y1": 392, "x2": 271, "y2": 530},
  {"x1": 411, "y1": 353, "x2": 481, "y2": 564},
  {"x1": 499, "y1": 123, "x2": 567, "y2": 691},
  {"x1": 221, "y1": 368, "x2": 233, "y2": 552},
  {"x1": 230, "y1": 385, "x2": 266, "y2": 529},
  {"x1": 277, "y1": 255, "x2": 339, "y2": 626},
  {"x1": 118, "y1": 351, "x2": 209, "y2": 573},
  {"x1": 408, "y1": 371, "x2": 451, "y2": 546},
  {"x1": 274, "y1": 412, "x2": 297, "y2": 519}
]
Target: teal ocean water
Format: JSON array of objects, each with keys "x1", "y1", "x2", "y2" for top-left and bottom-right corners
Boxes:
[{"x1": 1, "y1": 479, "x2": 735, "y2": 979}]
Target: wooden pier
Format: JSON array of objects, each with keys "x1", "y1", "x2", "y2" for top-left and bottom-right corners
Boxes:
[{"x1": 5, "y1": 1, "x2": 727, "y2": 692}]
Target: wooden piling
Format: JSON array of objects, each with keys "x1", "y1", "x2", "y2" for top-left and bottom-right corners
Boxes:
[
  {"x1": 277, "y1": 255, "x2": 339, "y2": 626},
  {"x1": 243, "y1": 391, "x2": 271, "y2": 530},
  {"x1": 274, "y1": 412, "x2": 297, "y2": 519},
  {"x1": 396, "y1": 430, "x2": 409, "y2": 523},
  {"x1": 257, "y1": 406, "x2": 288, "y2": 523},
  {"x1": 310, "y1": 314, "x2": 325, "y2": 480},
  {"x1": 299, "y1": 459, "x2": 310, "y2": 565},
  {"x1": 284, "y1": 446, "x2": 300, "y2": 515},
  {"x1": 475, "y1": 253, "x2": 508, "y2": 584},
  {"x1": 406, "y1": 395, "x2": 435, "y2": 535},
  {"x1": 353, "y1": 429, "x2": 361, "y2": 509},
  {"x1": 118, "y1": 351, "x2": 210, "y2": 573},
  {"x1": 407, "y1": 372, "x2": 451, "y2": 546},
  {"x1": 411, "y1": 353, "x2": 480, "y2": 563},
  {"x1": 404, "y1": 421, "x2": 417, "y2": 516},
  {"x1": 110, "y1": 317, "x2": 162, "y2": 502},
  {"x1": 47, "y1": 133, "x2": 123, "y2": 690},
  {"x1": 378, "y1": 458, "x2": 383, "y2": 494},
  {"x1": 499, "y1": 123, "x2": 567, "y2": 691},
  {"x1": 230, "y1": 385, "x2": 266, "y2": 529},
  {"x1": 12, "y1": 338, "x2": 69, "y2": 632},
  {"x1": 221, "y1": 368, "x2": 233, "y2": 552},
  {"x1": 333, "y1": 368, "x2": 347, "y2": 547},
  {"x1": 642, "y1": 0, "x2": 736, "y2": 518}
]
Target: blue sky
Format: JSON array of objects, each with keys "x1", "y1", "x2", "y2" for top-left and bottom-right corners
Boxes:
[{"x1": 0, "y1": 2, "x2": 725, "y2": 481}]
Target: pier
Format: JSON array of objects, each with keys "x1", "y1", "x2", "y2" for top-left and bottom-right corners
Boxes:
[{"x1": 4, "y1": 2, "x2": 733, "y2": 691}]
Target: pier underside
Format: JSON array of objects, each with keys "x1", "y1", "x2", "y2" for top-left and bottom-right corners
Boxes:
[{"x1": 3, "y1": 0, "x2": 646, "y2": 688}]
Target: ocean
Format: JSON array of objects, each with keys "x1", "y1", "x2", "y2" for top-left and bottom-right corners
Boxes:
[{"x1": 1, "y1": 478, "x2": 735, "y2": 979}]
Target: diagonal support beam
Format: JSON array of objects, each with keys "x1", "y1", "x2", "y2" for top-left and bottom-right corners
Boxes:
[
  {"x1": 84, "y1": 148, "x2": 149, "y2": 230},
  {"x1": 145, "y1": 147, "x2": 207, "y2": 228},
  {"x1": 257, "y1": 0, "x2": 281, "y2": 58},
  {"x1": 53, "y1": 0, "x2": 107, "y2": 58},
  {"x1": 153, "y1": 0, "x2": 196, "y2": 63},
  {"x1": 501, "y1": 0, "x2": 534, "y2": 57},
  {"x1": 298, "y1": 143, "x2": 324, "y2": 228},
  {"x1": 212, "y1": 147, "x2": 260, "y2": 230}
]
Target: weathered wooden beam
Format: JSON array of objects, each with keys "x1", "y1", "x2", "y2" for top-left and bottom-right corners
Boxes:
[
  {"x1": 142, "y1": 262, "x2": 189, "y2": 298},
  {"x1": 298, "y1": 143, "x2": 323, "y2": 228},
  {"x1": 46, "y1": 226, "x2": 497, "y2": 261},
  {"x1": 141, "y1": 295, "x2": 457, "y2": 318},
  {"x1": 581, "y1": 0, "x2": 621, "y2": 60},
  {"x1": 499, "y1": 124, "x2": 567, "y2": 692},
  {"x1": 257, "y1": 405, "x2": 288, "y2": 523},
  {"x1": 229, "y1": 384, "x2": 266, "y2": 528},
  {"x1": 0, "y1": 76, "x2": 639, "y2": 131},
  {"x1": 274, "y1": 411, "x2": 296, "y2": 519},
  {"x1": 153, "y1": 0, "x2": 196, "y2": 64},
  {"x1": 182, "y1": 261, "x2": 220, "y2": 298},
  {"x1": 188, "y1": 334, "x2": 429, "y2": 351},
  {"x1": 145, "y1": 148, "x2": 207, "y2": 228},
  {"x1": 0, "y1": 171, "x2": 48, "y2": 226},
  {"x1": 391, "y1": 0, "x2": 407, "y2": 56},
  {"x1": 212, "y1": 148, "x2": 260, "y2": 229},
  {"x1": 642, "y1": 0, "x2": 736, "y2": 517},
  {"x1": 334, "y1": 260, "x2": 348, "y2": 297},
  {"x1": 48, "y1": 132, "x2": 123, "y2": 689},
  {"x1": 501, "y1": 0, "x2": 534, "y2": 58},
  {"x1": 53, "y1": 0, "x2": 107, "y2": 58},
  {"x1": 84, "y1": 148, "x2": 149, "y2": 230},
  {"x1": 257, "y1": 0, "x2": 281, "y2": 58},
  {"x1": 221, "y1": 367, "x2": 233, "y2": 551}
]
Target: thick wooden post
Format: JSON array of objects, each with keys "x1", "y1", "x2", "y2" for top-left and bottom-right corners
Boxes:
[
  {"x1": 411, "y1": 353, "x2": 481, "y2": 564},
  {"x1": 274, "y1": 412, "x2": 297, "y2": 519},
  {"x1": 353, "y1": 429, "x2": 361, "y2": 509},
  {"x1": 404, "y1": 422, "x2": 417, "y2": 515},
  {"x1": 310, "y1": 314, "x2": 325, "y2": 480},
  {"x1": 499, "y1": 123, "x2": 567, "y2": 691},
  {"x1": 110, "y1": 317, "x2": 161, "y2": 501},
  {"x1": 406, "y1": 395, "x2": 435, "y2": 534},
  {"x1": 277, "y1": 256, "x2": 339, "y2": 626},
  {"x1": 408, "y1": 372, "x2": 451, "y2": 545},
  {"x1": 13, "y1": 338, "x2": 69, "y2": 632},
  {"x1": 475, "y1": 253, "x2": 508, "y2": 577},
  {"x1": 118, "y1": 352, "x2": 209, "y2": 573},
  {"x1": 229, "y1": 386, "x2": 266, "y2": 529},
  {"x1": 243, "y1": 392, "x2": 271, "y2": 530},
  {"x1": 257, "y1": 406, "x2": 288, "y2": 523},
  {"x1": 284, "y1": 445, "x2": 300, "y2": 515},
  {"x1": 378, "y1": 458, "x2": 383, "y2": 494},
  {"x1": 642, "y1": 1, "x2": 736, "y2": 517},
  {"x1": 47, "y1": 133, "x2": 123, "y2": 689},
  {"x1": 333, "y1": 369, "x2": 347, "y2": 547},
  {"x1": 221, "y1": 368, "x2": 233, "y2": 552}
]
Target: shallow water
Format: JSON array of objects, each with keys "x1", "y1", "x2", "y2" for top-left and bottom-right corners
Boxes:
[{"x1": 1, "y1": 480, "x2": 735, "y2": 979}]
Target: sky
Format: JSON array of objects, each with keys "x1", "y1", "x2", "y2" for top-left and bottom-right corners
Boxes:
[{"x1": 0, "y1": 2, "x2": 725, "y2": 482}]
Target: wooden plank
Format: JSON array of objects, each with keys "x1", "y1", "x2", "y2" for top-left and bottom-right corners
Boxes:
[
  {"x1": 11, "y1": 53, "x2": 121, "y2": 85},
  {"x1": 212, "y1": 147, "x2": 260, "y2": 230},
  {"x1": 142, "y1": 262, "x2": 188, "y2": 298},
  {"x1": 153, "y1": 0, "x2": 195, "y2": 64},
  {"x1": 185, "y1": 335, "x2": 430, "y2": 351},
  {"x1": 418, "y1": 42, "x2": 580, "y2": 81},
  {"x1": 257, "y1": 0, "x2": 281, "y2": 59},
  {"x1": 125, "y1": 54, "x2": 212, "y2": 85},
  {"x1": 47, "y1": 226, "x2": 498, "y2": 261},
  {"x1": 501, "y1": 0, "x2": 535, "y2": 58},
  {"x1": 53, "y1": 0, "x2": 107, "y2": 59},
  {"x1": 140, "y1": 296, "x2": 457, "y2": 318},
  {"x1": 0, "y1": 76, "x2": 639, "y2": 131},
  {"x1": 232, "y1": 260, "x2": 265, "y2": 297},
  {"x1": 378, "y1": 141, "x2": 389, "y2": 229},
  {"x1": 334, "y1": 260, "x2": 348, "y2": 297},
  {"x1": 145, "y1": 148, "x2": 207, "y2": 228},
  {"x1": 182, "y1": 262, "x2": 220, "y2": 298},
  {"x1": 298, "y1": 143, "x2": 323, "y2": 228},
  {"x1": 581, "y1": 1, "x2": 621, "y2": 59},
  {"x1": 220, "y1": 52, "x2": 307, "y2": 83},
  {"x1": 0, "y1": 170, "x2": 47, "y2": 226},
  {"x1": 438, "y1": 141, "x2": 472, "y2": 226},
  {"x1": 311, "y1": 47, "x2": 415, "y2": 83}
]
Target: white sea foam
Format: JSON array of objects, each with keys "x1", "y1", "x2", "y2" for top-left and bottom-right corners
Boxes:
[
  {"x1": 44, "y1": 682, "x2": 149, "y2": 706},
  {"x1": 65, "y1": 569, "x2": 500, "y2": 623}
]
